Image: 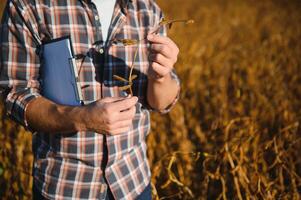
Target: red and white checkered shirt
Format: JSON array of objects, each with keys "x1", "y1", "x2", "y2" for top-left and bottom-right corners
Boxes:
[{"x1": 0, "y1": 0, "x2": 179, "y2": 199}]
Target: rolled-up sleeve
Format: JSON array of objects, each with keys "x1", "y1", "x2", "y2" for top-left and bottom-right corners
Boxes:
[
  {"x1": 147, "y1": 1, "x2": 181, "y2": 114},
  {"x1": 0, "y1": 2, "x2": 41, "y2": 129}
]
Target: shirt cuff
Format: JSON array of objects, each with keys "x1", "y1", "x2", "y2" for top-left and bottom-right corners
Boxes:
[{"x1": 5, "y1": 88, "x2": 41, "y2": 132}]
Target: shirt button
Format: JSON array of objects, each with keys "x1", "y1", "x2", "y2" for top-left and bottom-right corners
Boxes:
[
  {"x1": 99, "y1": 48, "x2": 104, "y2": 54},
  {"x1": 95, "y1": 15, "x2": 99, "y2": 21}
]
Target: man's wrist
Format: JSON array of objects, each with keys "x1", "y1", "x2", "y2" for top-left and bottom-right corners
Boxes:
[
  {"x1": 148, "y1": 72, "x2": 172, "y2": 84},
  {"x1": 67, "y1": 106, "x2": 88, "y2": 132}
]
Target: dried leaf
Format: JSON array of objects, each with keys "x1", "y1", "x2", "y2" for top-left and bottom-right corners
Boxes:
[
  {"x1": 159, "y1": 18, "x2": 169, "y2": 26},
  {"x1": 130, "y1": 74, "x2": 138, "y2": 81},
  {"x1": 113, "y1": 39, "x2": 138, "y2": 46},
  {"x1": 185, "y1": 19, "x2": 195, "y2": 24},
  {"x1": 159, "y1": 18, "x2": 194, "y2": 27},
  {"x1": 153, "y1": 18, "x2": 194, "y2": 33},
  {"x1": 113, "y1": 75, "x2": 129, "y2": 82},
  {"x1": 119, "y1": 85, "x2": 132, "y2": 91}
]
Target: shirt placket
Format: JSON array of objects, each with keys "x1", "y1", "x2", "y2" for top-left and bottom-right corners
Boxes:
[
  {"x1": 102, "y1": 3, "x2": 128, "y2": 168},
  {"x1": 83, "y1": 1, "x2": 130, "y2": 199},
  {"x1": 84, "y1": 2, "x2": 109, "y2": 199},
  {"x1": 88, "y1": 1, "x2": 130, "y2": 198},
  {"x1": 96, "y1": 3, "x2": 129, "y2": 200},
  {"x1": 89, "y1": 2, "x2": 105, "y2": 99}
]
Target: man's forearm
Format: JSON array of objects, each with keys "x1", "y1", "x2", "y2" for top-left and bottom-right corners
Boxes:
[
  {"x1": 25, "y1": 96, "x2": 139, "y2": 135},
  {"x1": 25, "y1": 97, "x2": 86, "y2": 134},
  {"x1": 147, "y1": 73, "x2": 179, "y2": 111}
]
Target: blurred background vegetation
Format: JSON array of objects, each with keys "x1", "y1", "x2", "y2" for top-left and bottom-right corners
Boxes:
[{"x1": 1, "y1": 0, "x2": 301, "y2": 199}]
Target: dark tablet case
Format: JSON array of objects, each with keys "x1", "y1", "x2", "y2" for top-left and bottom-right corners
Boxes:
[{"x1": 40, "y1": 36, "x2": 82, "y2": 106}]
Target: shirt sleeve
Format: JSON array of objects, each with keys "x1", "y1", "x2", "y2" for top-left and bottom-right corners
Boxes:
[
  {"x1": 146, "y1": 1, "x2": 181, "y2": 114},
  {"x1": 0, "y1": 2, "x2": 41, "y2": 130}
]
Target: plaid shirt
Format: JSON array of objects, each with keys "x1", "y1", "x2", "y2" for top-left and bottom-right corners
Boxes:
[{"x1": 0, "y1": 0, "x2": 179, "y2": 199}]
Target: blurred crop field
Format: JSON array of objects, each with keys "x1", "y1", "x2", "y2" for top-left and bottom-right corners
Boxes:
[{"x1": 1, "y1": 0, "x2": 301, "y2": 199}]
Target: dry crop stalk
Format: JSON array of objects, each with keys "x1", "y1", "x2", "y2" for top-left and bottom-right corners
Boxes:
[
  {"x1": 151, "y1": 151, "x2": 206, "y2": 199},
  {"x1": 112, "y1": 18, "x2": 194, "y2": 96}
]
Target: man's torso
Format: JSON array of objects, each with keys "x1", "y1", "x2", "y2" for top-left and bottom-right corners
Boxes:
[{"x1": 4, "y1": 0, "x2": 163, "y2": 199}]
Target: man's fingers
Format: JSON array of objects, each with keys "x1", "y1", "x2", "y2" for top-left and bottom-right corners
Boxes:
[
  {"x1": 149, "y1": 53, "x2": 174, "y2": 69},
  {"x1": 147, "y1": 34, "x2": 170, "y2": 45},
  {"x1": 147, "y1": 34, "x2": 179, "y2": 52},
  {"x1": 107, "y1": 119, "x2": 133, "y2": 131},
  {"x1": 109, "y1": 127, "x2": 131, "y2": 135},
  {"x1": 150, "y1": 62, "x2": 171, "y2": 77},
  {"x1": 100, "y1": 96, "x2": 127, "y2": 103},
  {"x1": 150, "y1": 44, "x2": 174, "y2": 60},
  {"x1": 109, "y1": 96, "x2": 138, "y2": 112},
  {"x1": 118, "y1": 105, "x2": 136, "y2": 121}
]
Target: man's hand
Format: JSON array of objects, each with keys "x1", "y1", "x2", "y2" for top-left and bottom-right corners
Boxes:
[
  {"x1": 146, "y1": 34, "x2": 180, "y2": 111},
  {"x1": 84, "y1": 96, "x2": 138, "y2": 135},
  {"x1": 25, "y1": 96, "x2": 138, "y2": 135},
  {"x1": 147, "y1": 33, "x2": 179, "y2": 82}
]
